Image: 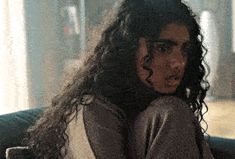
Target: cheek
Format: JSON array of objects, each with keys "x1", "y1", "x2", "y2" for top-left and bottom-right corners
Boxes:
[
  {"x1": 136, "y1": 59, "x2": 151, "y2": 87},
  {"x1": 136, "y1": 58, "x2": 166, "y2": 88},
  {"x1": 151, "y1": 56, "x2": 168, "y2": 76},
  {"x1": 149, "y1": 57, "x2": 168, "y2": 89},
  {"x1": 183, "y1": 58, "x2": 187, "y2": 70}
]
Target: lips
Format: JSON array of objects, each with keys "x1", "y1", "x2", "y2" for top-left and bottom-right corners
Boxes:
[{"x1": 165, "y1": 74, "x2": 182, "y2": 87}]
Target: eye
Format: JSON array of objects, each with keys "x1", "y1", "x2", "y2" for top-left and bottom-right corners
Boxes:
[
  {"x1": 182, "y1": 42, "x2": 193, "y2": 57},
  {"x1": 153, "y1": 42, "x2": 172, "y2": 54}
]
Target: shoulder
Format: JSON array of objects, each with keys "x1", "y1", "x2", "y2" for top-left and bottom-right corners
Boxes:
[
  {"x1": 136, "y1": 96, "x2": 195, "y2": 125},
  {"x1": 83, "y1": 96, "x2": 127, "y2": 126},
  {"x1": 82, "y1": 97, "x2": 128, "y2": 159},
  {"x1": 148, "y1": 96, "x2": 192, "y2": 115}
]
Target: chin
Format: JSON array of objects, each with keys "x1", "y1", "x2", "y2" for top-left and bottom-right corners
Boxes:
[{"x1": 154, "y1": 87, "x2": 177, "y2": 95}]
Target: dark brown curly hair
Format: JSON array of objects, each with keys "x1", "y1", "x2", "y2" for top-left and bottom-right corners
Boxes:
[{"x1": 24, "y1": 0, "x2": 210, "y2": 158}]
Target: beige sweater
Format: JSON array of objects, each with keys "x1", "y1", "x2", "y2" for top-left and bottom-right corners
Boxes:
[{"x1": 66, "y1": 107, "x2": 96, "y2": 159}]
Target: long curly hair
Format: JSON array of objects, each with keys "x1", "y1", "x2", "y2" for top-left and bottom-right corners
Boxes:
[{"x1": 24, "y1": 0, "x2": 209, "y2": 158}]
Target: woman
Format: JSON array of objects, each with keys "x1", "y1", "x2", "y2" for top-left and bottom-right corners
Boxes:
[{"x1": 24, "y1": 0, "x2": 213, "y2": 158}]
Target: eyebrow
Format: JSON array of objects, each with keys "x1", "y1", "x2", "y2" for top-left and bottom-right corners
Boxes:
[{"x1": 155, "y1": 39, "x2": 190, "y2": 46}]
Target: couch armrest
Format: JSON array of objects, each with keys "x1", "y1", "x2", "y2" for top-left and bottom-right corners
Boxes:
[
  {"x1": 5, "y1": 146, "x2": 34, "y2": 159},
  {"x1": 0, "y1": 108, "x2": 44, "y2": 159}
]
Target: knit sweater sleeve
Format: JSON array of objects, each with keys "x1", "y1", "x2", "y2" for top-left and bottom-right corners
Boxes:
[
  {"x1": 128, "y1": 96, "x2": 214, "y2": 159},
  {"x1": 83, "y1": 98, "x2": 128, "y2": 159}
]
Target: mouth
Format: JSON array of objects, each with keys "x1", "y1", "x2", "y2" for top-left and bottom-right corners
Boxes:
[{"x1": 165, "y1": 74, "x2": 183, "y2": 87}]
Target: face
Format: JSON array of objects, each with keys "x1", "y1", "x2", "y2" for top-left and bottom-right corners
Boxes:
[{"x1": 136, "y1": 23, "x2": 190, "y2": 94}]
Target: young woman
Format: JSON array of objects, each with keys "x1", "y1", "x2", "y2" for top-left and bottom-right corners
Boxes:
[{"x1": 24, "y1": 0, "x2": 214, "y2": 158}]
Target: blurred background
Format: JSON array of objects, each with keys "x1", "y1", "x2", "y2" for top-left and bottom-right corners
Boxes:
[{"x1": 0, "y1": 0, "x2": 234, "y2": 139}]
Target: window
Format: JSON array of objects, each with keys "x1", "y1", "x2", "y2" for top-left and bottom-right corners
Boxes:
[{"x1": 0, "y1": 0, "x2": 28, "y2": 115}]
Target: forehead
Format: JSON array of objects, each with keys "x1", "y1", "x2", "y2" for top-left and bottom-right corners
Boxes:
[{"x1": 159, "y1": 23, "x2": 190, "y2": 42}]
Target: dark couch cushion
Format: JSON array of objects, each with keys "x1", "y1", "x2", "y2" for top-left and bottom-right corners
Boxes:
[
  {"x1": 0, "y1": 108, "x2": 43, "y2": 159},
  {"x1": 207, "y1": 136, "x2": 235, "y2": 159}
]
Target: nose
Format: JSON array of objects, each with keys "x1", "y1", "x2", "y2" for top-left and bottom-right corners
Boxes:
[
  {"x1": 168, "y1": 50, "x2": 186, "y2": 69},
  {"x1": 169, "y1": 59, "x2": 185, "y2": 69}
]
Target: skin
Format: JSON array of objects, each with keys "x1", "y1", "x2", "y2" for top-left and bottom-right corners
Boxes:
[{"x1": 136, "y1": 23, "x2": 190, "y2": 94}]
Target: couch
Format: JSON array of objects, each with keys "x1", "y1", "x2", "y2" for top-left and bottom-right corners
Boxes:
[{"x1": 0, "y1": 108, "x2": 235, "y2": 159}]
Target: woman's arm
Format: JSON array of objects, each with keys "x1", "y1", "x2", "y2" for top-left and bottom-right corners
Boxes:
[
  {"x1": 83, "y1": 98, "x2": 128, "y2": 159},
  {"x1": 128, "y1": 96, "x2": 214, "y2": 159}
]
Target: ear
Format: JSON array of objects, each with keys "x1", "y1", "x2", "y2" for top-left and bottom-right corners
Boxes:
[
  {"x1": 136, "y1": 38, "x2": 148, "y2": 66},
  {"x1": 136, "y1": 38, "x2": 152, "y2": 87}
]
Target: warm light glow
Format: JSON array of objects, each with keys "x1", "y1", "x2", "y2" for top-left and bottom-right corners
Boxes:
[
  {"x1": 67, "y1": 6, "x2": 80, "y2": 35},
  {"x1": 0, "y1": 0, "x2": 29, "y2": 115},
  {"x1": 233, "y1": 0, "x2": 235, "y2": 52}
]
